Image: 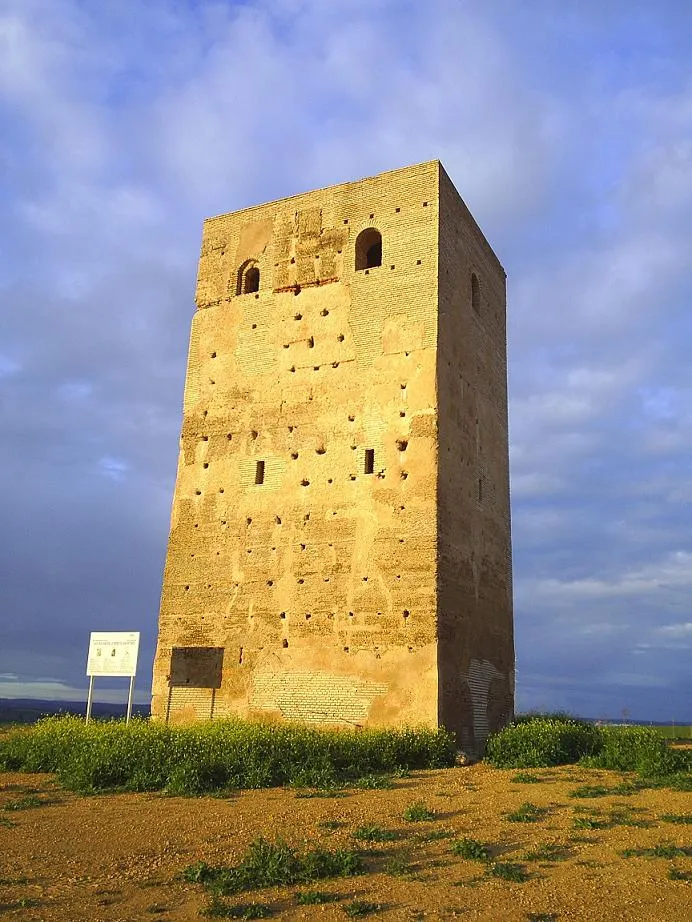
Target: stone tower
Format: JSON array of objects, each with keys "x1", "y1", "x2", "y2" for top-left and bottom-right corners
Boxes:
[{"x1": 152, "y1": 160, "x2": 513, "y2": 748}]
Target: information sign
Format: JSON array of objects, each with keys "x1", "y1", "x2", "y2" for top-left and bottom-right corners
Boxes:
[{"x1": 87, "y1": 631, "x2": 140, "y2": 677}]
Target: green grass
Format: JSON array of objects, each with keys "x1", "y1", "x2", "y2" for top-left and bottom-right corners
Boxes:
[
  {"x1": 295, "y1": 890, "x2": 340, "y2": 905},
  {"x1": 660, "y1": 814, "x2": 691, "y2": 824},
  {"x1": 183, "y1": 838, "x2": 364, "y2": 895},
  {"x1": 668, "y1": 867, "x2": 692, "y2": 881},
  {"x1": 620, "y1": 843, "x2": 692, "y2": 859},
  {"x1": 402, "y1": 801, "x2": 436, "y2": 822},
  {"x1": 1, "y1": 794, "x2": 46, "y2": 811},
  {"x1": 505, "y1": 802, "x2": 546, "y2": 823},
  {"x1": 568, "y1": 782, "x2": 643, "y2": 799},
  {"x1": 383, "y1": 858, "x2": 413, "y2": 877},
  {"x1": 351, "y1": 824, "x2": 399, "y2": 842},
  {"x1": 511, "y1": 772, "x2": 543, "y2": 784},
  {"x1": 522, "y1": 843, "x2": 570, "y2": 863},
  {"x1": 0, "y1": 716, "x2": 455, "y2": 795},
  {"x1": 351, "y1": 774, "x2": 395, "y2": 790},
  {"x1": 572, "y1": 816, "x2": 609, "y2": 830},
  {"x1": 525, "y1": 914, "x2": 559, "y2": 922},
  {"x1": 416, "y1": 829, "x2": 454, "y2": 842},
  {"x1": 486, "y1": 718, "x2": 691, "y2": 786},
  {"x1": 486, "y1": 862, "x2": 529, "y2": 882},
  {"x1": 202, "y1": 897, "x2": 273, "y2": 918},
  {"x1": 450, "y1": 838, "x2": 490, "y2": 861}
]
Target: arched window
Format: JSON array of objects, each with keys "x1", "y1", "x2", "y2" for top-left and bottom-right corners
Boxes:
[
  {"x1": 237, "y1": 260, "x2": 260, "y2": 295},
  {"x1": 355, "y1": 228, "x2": 382, "y2": 271},
  {"x1": 471, "y1": 272, "x2": 480, "y2": 313}
]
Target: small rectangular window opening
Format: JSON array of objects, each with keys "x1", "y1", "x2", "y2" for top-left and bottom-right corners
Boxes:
[
  {"x1": 255, "y1": 460, "x2": 265, "y2": 485},
  {"x1": 364, "y1": 449, "x2": 375, "y2": 475}
]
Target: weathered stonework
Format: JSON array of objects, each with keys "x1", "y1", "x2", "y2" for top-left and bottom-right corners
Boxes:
[{"x1": 152, "y1": 161, "x2": 514, "y2": 748}]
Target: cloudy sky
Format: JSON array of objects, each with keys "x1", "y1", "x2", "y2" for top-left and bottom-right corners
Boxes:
[{"x1": 1, "y1": 0, "x2": 690, "y2": 721}]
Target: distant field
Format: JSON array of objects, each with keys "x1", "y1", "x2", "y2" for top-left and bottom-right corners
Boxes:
[{"x1": 653, "y1": 725, "x2": 692, "y2": 740}]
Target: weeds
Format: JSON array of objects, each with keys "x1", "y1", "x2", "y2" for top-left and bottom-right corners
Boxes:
[
  {"x1": 486, "y1": 717, "x2": 601, "y2": 768},
  {"x1": 660, "y1": 814, "x2": 691, "y2": 824},
  {"x1": 620, "y1": 843, "x2": 692, "y2": 859},
  {"x1": 202, "y1": 897, "x2": 273, "y2": 918},
  {"x1": 383, "y1": 857, "x2": 413, "y2": 877},
  {"x1": 511, "y1": 772, "x2": 543, "y2": 784},
  {"x1": 417, "y1": 829, "x2": 454, "y2": 842},
  {"x1": 183, "y1": 838, "x2": 364, "y2": 895},
  {"x1": 351, "y1": 775, "x2": 394, "y2": 790},
  {"x1": 403, "y1": 801, "x2": 436, "y2": 822},
  {"x1": 450, "y1": 838, "x2": 490, "y2": 861},
  {"x1": 505, "y1": 802, "x2": 546, "y2": 823},
  {"x1": 1, "y1": 795, "x2": 45, "y2": 811},
  {"x1": 318, "y1": 820, "x2": 343, "y2": 830},
  {"x1": 572, "y1": 816, "x2": 609, "y2": 830},
  {"x1": 668, "y1": 867, "x2": 692, "y2": 882},
  {"x1": 522, "y1": 843, "x2": 570, "y2": 862},
  {"x1": 0, "y1": 716, "x2": 456, "y2": 795},
  {"x1": 351, "y1": 825, "x2": 398, "y2": 843},
  {"x1": 486, "y1": 862, "x2": 529, "y2": 882},
  {"x1": 296, "y1": 890, "x2": 340, "y2": 905}
]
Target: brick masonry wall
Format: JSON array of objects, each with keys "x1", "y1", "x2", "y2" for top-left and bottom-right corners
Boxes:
[
  {"x1": 153, "y1": 162, "x2": 443, "y2": 728},
  {"x1": 437, "y1": 165, "x2": 514, "y2": 748},
  {"x1": 152, "y1": 161, "x2": 514, "y2": 742}
]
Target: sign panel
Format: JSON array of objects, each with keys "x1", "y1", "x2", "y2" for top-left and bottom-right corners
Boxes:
[{"x1": 87, "y1": 631, "x2": 140, "y2": 677}]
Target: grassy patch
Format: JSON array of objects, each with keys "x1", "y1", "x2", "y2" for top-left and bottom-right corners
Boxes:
[
  {"x1": 383, "y1": 857, "x2": 413, "y2": 877},
  {"x1": 416, "y1": 829, "x2": 454, "y2": 842},
  {"x1": 202, "y1": 897, "x2": 273, "y2": 918},
  {"x1": 351, "y1": 825, "x2": 399, "y2": 843},
  {"x1": 318, "y1": 820, "x2": 343, "y2": 830},
  {"x1": 403, "y1": 801, "x2": 436, "y2": 822},
  {"x1": 0, "y1": 716, "x2": 455, "y2": 795},
  {"x1": 568, "y1": 782, "x2": 643, "y2": 799},
  {"x1": 511, "y1": 772, "x2": 543, "y2": 784},
  {"x1": 183, "y1": 838, "x2": 364, "y2": 895},
  {"x1": 505, "y1": 802, "x2": 546, "y2": 823},
  {"x1": 351, "y1": 775, "x2": 394, "y2": 790},
  {"x1": 522, "y1": 843, "x2": 570, "y2": 862},
  {"x1": 0, "y1": 898, "x2": 41, "y2": 911},
  {"x1": 343, "y1": 901, "x2": 383, "y2": 917},
  {"x1": 620, "y1": 843, "x2": 692, "y2": 859},
  {"x1": 486, "y1": 716, "x2": 601, "y2": 768},
  {"x1": 526, "y1": 914, "x2": 559, "y2": 922},
  {"x1": 668, "y1": 867, "x2": 692, "y2": 882},
  {"x1": 296, "y1": 890, "x2": 340, "y2": 905},
  {"x1": 1, "y1": 794, "x2": 46, "y2": 811},
  {"x1": 450, "y1": 838, "x2": 490, "y2": 861},
  {"x1": 572, "y1": 816, "x2": 609, "y2": 830},
  {"x1": 660, "y1": 814, "x2": 691, "y2": 824},
  {"x1": 486, "y1": 862, "x2": 529, "y2": 882}
]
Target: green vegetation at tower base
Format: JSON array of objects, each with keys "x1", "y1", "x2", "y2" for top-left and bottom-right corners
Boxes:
[
  {"x1": 0, "y1": 716, "x2": 456, "y2": 795},
  {"x1": 485, "y1": 714, "x2": 691, "y2": 786}
]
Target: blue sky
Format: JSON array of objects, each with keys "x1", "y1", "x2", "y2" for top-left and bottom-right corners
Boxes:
[{"x1": 1, "y1": 0, "x2": 690, "y2": 720}]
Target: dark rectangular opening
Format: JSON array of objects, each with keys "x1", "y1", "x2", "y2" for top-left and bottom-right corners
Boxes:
[
  {"x1": 255, "y1": 460, "x2": 265, "y2": 484},
  {"x1": 364, "y1": 449, "x2": 375, "y2": 474},
  {"x1": 169, "y1": 647, "x2": 224, "y2": 688}
]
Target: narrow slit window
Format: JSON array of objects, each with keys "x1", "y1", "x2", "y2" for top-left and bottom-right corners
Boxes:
[
  {"x1": 364, "y1": 449, "x2": 375, "y2": 474},
  {"x1": 471, "y1": 272, "x2": 481, "y2": 313},
  {"x1": 255, "y1": 460, "x2": 265, "y2": 485}
]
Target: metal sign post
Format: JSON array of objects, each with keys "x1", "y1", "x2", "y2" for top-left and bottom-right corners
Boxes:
[{"x1": 85, "y1": 631, "x2": 140, "y2": 723}]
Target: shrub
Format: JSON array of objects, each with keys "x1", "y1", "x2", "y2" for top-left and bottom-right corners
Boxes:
[
  {"x1": 450, "y1": 837, "x2": 490, "y2": 861},
  {"x1": 580, "y1": 725, "x2": 691, "y2": 778},
  {"x1": 485, "y1": 718, "x2": 601, "y2": 768},
  {"x1": 402, "y1": 801, "x2": 436, "y2": 822},
  {"x1": 0, "y1": 717, "x2": 455, "y2": 795},
  {"x1": 183, "y1": 839, "x2": 364, "y2": 895}
]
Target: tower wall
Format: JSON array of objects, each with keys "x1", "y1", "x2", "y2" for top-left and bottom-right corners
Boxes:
[
  {"x1": 152, "y1": 160, "x2": 514, "y2": 744},
  {"x1": 153, "y1": 162, "x2": 443, "y2": 727},
  {"x1": 436, "y1": 166, "x2": 514, "y2": 747}
]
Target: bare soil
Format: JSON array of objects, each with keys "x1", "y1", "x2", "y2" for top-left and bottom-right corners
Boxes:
[{"x1": 0, "y1": 762, "x2": 689, "y2": 921}]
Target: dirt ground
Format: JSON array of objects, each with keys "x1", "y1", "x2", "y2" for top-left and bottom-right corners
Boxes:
[{"x1": 0, "y1": 762, "x2": 689, "y2": 922}]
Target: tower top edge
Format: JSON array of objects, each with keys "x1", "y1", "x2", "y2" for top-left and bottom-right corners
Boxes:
[{"x1": 203, "y1": 159, "x2": 445, "y2": 224}]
